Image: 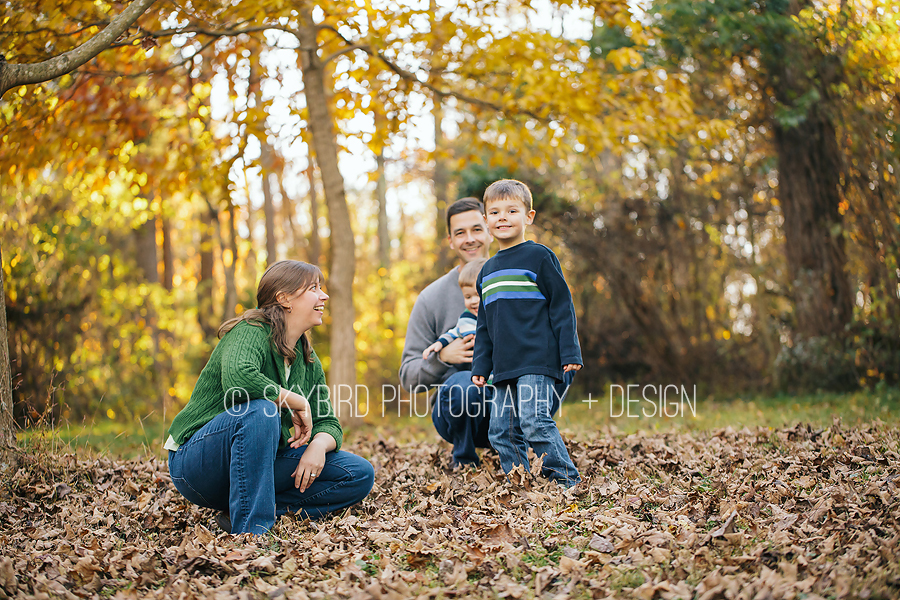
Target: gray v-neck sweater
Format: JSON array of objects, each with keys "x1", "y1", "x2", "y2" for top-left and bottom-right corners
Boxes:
[{"x1": 399, "y1": 267, "x2": 466, "y2": 391}]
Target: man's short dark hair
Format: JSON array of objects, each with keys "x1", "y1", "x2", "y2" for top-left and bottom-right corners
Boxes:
[{"x1": 446, "y1": 197, "x2": 485, "y2": 233}]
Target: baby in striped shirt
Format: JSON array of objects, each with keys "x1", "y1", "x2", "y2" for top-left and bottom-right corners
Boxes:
[{"x1": 422, "y1": 258, "x2": 487, "y2": 364}]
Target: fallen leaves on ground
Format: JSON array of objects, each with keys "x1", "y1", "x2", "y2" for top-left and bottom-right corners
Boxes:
[{"x1": 1, "y1": 420, "x2": 899, "y2": 599}]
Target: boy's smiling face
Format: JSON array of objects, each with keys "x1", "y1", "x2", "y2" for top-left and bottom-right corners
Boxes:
[
  {"x1": 461, "y1": 285, "x2": 480, "y2": 315},
  {"x1": 485, "y1": 197, "x2": 535, "y2": 249}
]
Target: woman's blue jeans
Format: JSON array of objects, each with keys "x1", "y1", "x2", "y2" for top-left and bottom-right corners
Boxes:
[
  {"x1": 488, "y1": 374, "x2": 581, "y2": 488},
  {"x1": 168, "y1": 399, "x2": 374, "y2": 535}
]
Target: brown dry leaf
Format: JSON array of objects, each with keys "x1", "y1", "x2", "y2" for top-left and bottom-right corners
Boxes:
[
  {"x1": 558, "y1": 555, "x2": 586, "y2": 574},
  {"x1": 0, "y1": 558, "x2": 16, "y2": 592},
  {"x1": 222, "y1": 549, "x2": 253, "y2": 562},
  {"x1": 709, "y1": 511, "x2": 737, "y2": 538}
]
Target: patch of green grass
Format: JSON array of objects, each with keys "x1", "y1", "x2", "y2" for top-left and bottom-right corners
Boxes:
[
  {"x1": 355, "y1": 557, "x2": 379, "y2": 577},
  {"x1": 18, "y1": 417, "x2": 170, "y2": 459},
  {"x1": 520, "y1": 547, "x2": 563, "y2": 568},
  {"x1": 555, "y1": 386, "x2": 900, "y2": 439},
  {"x1": 609, "y1": 568, "x2": 645, "y2": 590}
]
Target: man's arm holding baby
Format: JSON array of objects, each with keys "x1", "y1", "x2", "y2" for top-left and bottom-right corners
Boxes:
[{"x1": 400, "y1": 297, "x2": 474, "y2": 391}]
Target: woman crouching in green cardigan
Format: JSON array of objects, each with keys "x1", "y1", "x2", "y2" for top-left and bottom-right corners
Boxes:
[{"x1": 165, "y1": 260, "x2": 374, "y2": 535}]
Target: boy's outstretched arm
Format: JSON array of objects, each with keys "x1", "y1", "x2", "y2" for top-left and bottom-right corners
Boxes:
[{"x1": 540, "y1": 254, "x2": 583, "y2": 368}]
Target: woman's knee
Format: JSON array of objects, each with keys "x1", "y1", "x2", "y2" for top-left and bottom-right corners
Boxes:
[
  {"x1": 359, "y1": 460, "x2": 375, "y2": 496},
  {"x1": 341, "y1": 452, "x2": 375, "y2": 498},
  {"x1": 238, "y1": 399, "x2": 282, "y2": 443}
]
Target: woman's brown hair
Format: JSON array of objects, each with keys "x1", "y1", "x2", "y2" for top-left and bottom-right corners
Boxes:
[{"x1": 218, "y1": 260, "x2": 323, "y2": 363}]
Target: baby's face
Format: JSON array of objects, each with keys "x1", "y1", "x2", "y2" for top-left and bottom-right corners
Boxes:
[{"x1": 462, "y1": 285, "x2": 480, "y2": 315}]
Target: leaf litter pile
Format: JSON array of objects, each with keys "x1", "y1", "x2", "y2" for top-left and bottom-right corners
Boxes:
[{"x1": 2, "y1": 420, "x2": 899, "y2": 600}]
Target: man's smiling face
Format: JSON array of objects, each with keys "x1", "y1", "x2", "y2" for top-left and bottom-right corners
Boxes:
[{"x1": 448, "y1": 210, "x2": 492, "y2": 264}]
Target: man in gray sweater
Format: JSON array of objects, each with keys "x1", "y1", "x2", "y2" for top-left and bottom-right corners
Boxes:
[{"x1": 399, "y1": 198, "x2": 494, "y2": 466}]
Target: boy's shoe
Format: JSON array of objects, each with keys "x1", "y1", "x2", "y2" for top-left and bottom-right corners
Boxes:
[{"x1": 215, "y1": 512, "x2": 232, "y2": 534}]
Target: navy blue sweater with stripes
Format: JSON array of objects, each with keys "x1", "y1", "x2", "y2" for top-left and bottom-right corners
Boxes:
[{"x1": 472, "y1": 240, "x2": 582, "y2": 384}]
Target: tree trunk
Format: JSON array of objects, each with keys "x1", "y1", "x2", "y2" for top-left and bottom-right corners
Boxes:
[
  {"x1": 376, "y1": 147, "x2": 395, "y2": 324},
  {"x1": 376, "y1": 149, "x2": 391, "y2": 271},
  {"x1": 261, "y1": 143, "x2": 278, "y2": 266},
  {"x1": 134, "y1": 217, "x2": 159, "y2": 283},
  {"x1": 767, "y1": 0, "x2": 852, "y2": 340},
  {"x1": 198, "y1": 202, "x2": 218, "y2": 339},
  {"x1": 243, "y1": 169, "x2": 258, "y2": 288},
  {"x1": 279, "y1": 175, "x2": 304, "y2": 259},
  {"x1": 774, "y1": 109, "x2": 852, "y2": 338},
  {"x1": 433, "y1": 94, "x2": 451, "y2": 274},
  {"x1": 161, "y1": 217, "x2": 174, "y2": 291},
  {"x1": 306, "y1": 160, "x2": 322, "y2": 266},
  {"x1": 223, "y1": 201, "x2": 238, "y2": 319},
  {"x1": 134, "y1": 215, "x2": 167, "y2": 416},
  {"x1": 0, "y1": 242, "x2": 16, "y2": 452},
  {"x1": 429, "y1": 2, "x2": 451, "y2": 273},
  {"x1": 297, "y1": 14, "x2": 358, "y2": 422}
]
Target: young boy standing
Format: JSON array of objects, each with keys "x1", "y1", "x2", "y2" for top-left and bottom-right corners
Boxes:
[{"x1": 471, "y1": 179, "x2": 582, "y2": 488}]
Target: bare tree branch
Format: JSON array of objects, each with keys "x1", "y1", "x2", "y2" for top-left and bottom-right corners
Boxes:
[{"x1": 0, "y1": 0, "x2": 159, "y2": 98}]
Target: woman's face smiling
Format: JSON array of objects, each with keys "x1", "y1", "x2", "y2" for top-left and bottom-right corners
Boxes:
[{"x1": 284, "y1": 280, "x2": 329, "y2": 332}]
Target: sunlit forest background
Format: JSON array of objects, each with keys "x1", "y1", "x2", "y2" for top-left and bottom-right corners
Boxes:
[{"x1": 2, "y1": 0, "x2": 899, "y2": 431}]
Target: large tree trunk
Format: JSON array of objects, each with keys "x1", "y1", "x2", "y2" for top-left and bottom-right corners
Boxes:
[
  {"x1": 0, "y1": 243, "x2": 16, "y2": 452},
  {"x1": 297, "y1": 15, "x2": 358, "y2": 422},
  {"x1": 774, "y1": 109, "x2": 852, "y2": 338},
  {"x1": 767, "y1": 0, "x2": 852, "y2": 340}
]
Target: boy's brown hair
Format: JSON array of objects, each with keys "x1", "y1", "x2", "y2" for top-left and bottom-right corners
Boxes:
[
  {"x1": 483, "y1": 179, "x2": 533, "y2": 211},
  {"x1": 458, "y1": 258, "x2": 487, "y2": 289}
]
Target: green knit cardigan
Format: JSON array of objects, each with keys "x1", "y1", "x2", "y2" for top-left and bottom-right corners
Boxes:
[{"x1": 167, "y1": 320, "x2": 343, "y2": 450}]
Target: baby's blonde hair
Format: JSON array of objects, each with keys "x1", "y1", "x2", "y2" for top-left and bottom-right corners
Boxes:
[{"x1": 459, "y1": 258, "x2": 487, "y2": 289}]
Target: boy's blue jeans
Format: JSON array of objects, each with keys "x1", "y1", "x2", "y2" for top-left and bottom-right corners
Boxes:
[
  {"x1": 168, "y1": 399, "x2": 374, "y2": 535},
  {"x1": 488, "y1": 374, "x2": 581, "y2": 488},
  {"x1": 432, "y1": 370, "x2": 574, "y2": 468}
]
